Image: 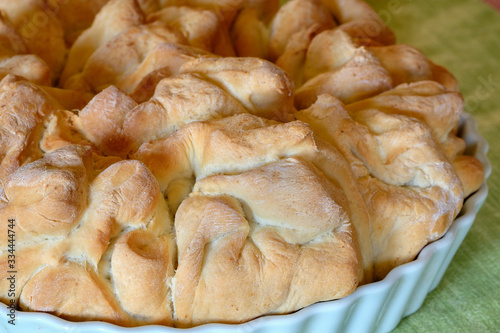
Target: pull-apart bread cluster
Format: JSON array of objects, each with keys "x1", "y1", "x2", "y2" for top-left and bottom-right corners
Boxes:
[{"x1": 0, "y1": 0, "x2": 485, "y2": 327}]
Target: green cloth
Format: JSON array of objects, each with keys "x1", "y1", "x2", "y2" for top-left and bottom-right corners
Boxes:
[{"x1": 367, "y1": 0, "x2": 500, "y2": 332}]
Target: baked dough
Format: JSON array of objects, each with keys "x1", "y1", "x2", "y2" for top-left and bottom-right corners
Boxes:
[
  {"x1": 173, "y1": 158, "x2": 359, "y2": 326},
  {"x1": 0, "y1": 0, "x2": 484, "y2": 328},
  {"x1": 296, "y1": 94, "x2": 463, "y2": 278}
]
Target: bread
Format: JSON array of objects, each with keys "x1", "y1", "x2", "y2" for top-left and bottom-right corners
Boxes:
[
  {"x1": 296, "y1": 94, "x2": 463, "y2": 278},
  {"x1": 0, "y1": 0, "x2": 484, "y2": 328}
]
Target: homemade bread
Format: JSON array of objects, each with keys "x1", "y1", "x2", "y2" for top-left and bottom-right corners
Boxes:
[{"x1": 0, "y1": 0, "x2": 484, "y2": 327}]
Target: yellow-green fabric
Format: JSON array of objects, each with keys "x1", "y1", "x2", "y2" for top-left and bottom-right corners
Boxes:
[{"x1": 366, "y1": 0, "x2": 500, "y2": 332}]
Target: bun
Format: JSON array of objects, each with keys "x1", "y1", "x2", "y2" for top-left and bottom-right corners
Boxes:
[{"x1": 0, "y1": 0, "x2": 484, "y2": 327}]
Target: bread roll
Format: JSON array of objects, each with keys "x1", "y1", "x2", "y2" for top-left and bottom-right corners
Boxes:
[
  {"x1": 296, "y1": 94, "x2": 464, "y2": 278},
  {"x1": 0, "y1": 0, "x2": 66, "y2": 82},
  {"x1": 0, "y1": 75, "x2": 62, "y2": 187},
  {"x1": 174, "y1": 158, "x2": 360, "y2": 326}
]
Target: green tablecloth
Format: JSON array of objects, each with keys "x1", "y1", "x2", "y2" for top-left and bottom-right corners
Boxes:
[{"x1": 367, "y1": 0, "x2": 500, "y2": 331}]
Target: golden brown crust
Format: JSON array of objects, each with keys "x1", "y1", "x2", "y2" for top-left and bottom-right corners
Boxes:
[
  {"x1": 453, "y1": 155, "x2": 485, "y2": 197},
  {"x1": 275, "y1": 23, "x2": 324, "y2": 88},
  {"x1": 52, "y1": 0, "x2": 111, "y2": 45},
  {"x1": 74, "y1": 23, "x2": 186, "y2": 93},
  {"x1": 296, "y1": 94, "x2": 464, "y2": 278},
  {"x1": 173, "y1": 158, "x2": 360, "y2": 326},
  {"x1": 122, "y1": 42, "x2": 213, "y2": 102},
  {"x1": 136, "y1": 113, "x2": 371, "y2": 281},
  {"x1": 112, "y1": 229, "x2": 174, "y2": 325},
  {"x1": 0, "y1": 0, "x2": 67, "y2": 82},
  {"x1": 345, "y1": 81, "x2": 463, "y2": 144},
  {"x1": 79, "y1": 85, "x2": 138, "y2": 156},
  {"x1": 122, "y1": 73, "x2": 248, "y2": 150},
  {"x1": 74, "y1": 56, "x2": 294, "y2": 157},
  {"x1": 0, "y1": 54, "x2": 51, "y2": 86},
  {"x1": 0, "y1": 0, "x2": 486, "y2": 327},
  {"x1": 269, "y1": 0, "x2": 335, "y2": 61},
  {"x1": 296, "y1": 46, "x2": 393, "y2": 108},
  {"x1": 20, "y1": 263, "x2": 131, "y2": 326},
  {"x1": 1, "y1": 145, "x2": 175, "y2": 325},
  {"x1": 0, "y1": 75, "x2": 62, "y2": 186},
  {"x1": 0, "y1": 12, "x2": 51, "y2": 85},
  {"x1": 59, "y1": 0, "x2": 144, "y2": 87},
  {"x1": 230, "y1": 2, "x2": 276, "y2": 58},
  {"x1": 1, "y1": 145, "x2": 92, "y2": 238},
  {"x1": 147, "y1": 6, "x2": 235, "y2": 56},
  {"x1": 0, "y1": 243, "x2": 64, "y2": 305},
  {"x1": 320, "y1": 0, "x2": 395, "y2": 45},
  {"x1": 179, "y1": 57, "x2": 296, "y2": 121}
]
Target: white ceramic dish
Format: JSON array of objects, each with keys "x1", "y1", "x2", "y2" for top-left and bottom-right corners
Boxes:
[{"x1": 0, "y1": 113, "x2": 490, "y2": 333}]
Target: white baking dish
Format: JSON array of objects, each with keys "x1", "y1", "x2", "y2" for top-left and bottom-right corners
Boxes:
[{"x1": 0, "y1": 112, "x2": 490, "y2": 333}]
